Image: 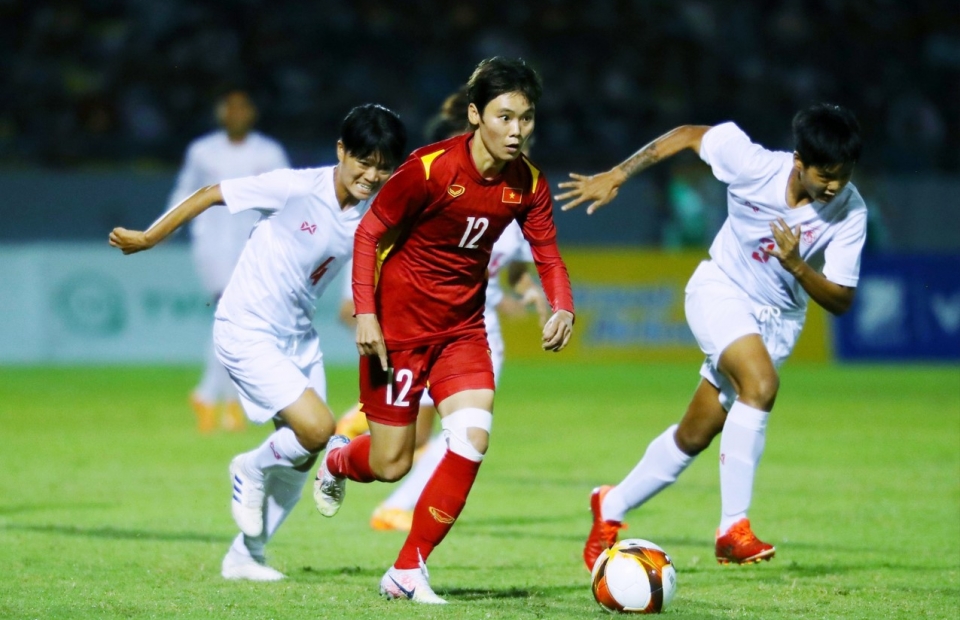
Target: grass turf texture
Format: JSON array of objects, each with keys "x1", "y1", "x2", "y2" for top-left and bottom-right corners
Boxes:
[{"x1": 1, "y1": 362, "x2": 958, "y2": 619}]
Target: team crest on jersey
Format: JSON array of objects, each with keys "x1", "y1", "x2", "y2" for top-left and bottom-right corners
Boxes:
[
  {"x1": 502, "y1": 187, "x2": 522, "y2": 204},
  {"x1": 447, "y1": 184, "x2": 465, "y2": 197},
  {"x1": 300, "y1": 221, "x2": 317, "y2": 235},
  {"x1": 802, "y1": 227, "x2": 820, "y2": 245}
]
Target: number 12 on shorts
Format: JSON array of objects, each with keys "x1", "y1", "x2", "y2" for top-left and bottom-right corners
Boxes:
[{"x1": 385, "y1": 367, "x2": 413, "y2": 406}]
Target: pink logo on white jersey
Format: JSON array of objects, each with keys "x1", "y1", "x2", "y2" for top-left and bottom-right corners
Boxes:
[
  {"x1": 300, "y1": 221, "x2": 317, "y2": 235},
  {"x1": 744, "y1": 200, "x2": 760, "y2": 213},
  {"x1": 270, "y1": 442, "x2": 281, "y2": 460},
  {"x1": 802, "y1": 227, "x2": 820, "y2": 245},
  {"x1": 751, "y1": 237, "x2": 776, "y2": 263}
]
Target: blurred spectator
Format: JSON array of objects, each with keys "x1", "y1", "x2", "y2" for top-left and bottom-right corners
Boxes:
[{"x1": 0, "y1": 0, "x2": 955, "y2": 175}]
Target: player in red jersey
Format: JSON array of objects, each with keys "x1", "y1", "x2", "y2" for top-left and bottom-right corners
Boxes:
[{"x1": 314, "y1": 57, "x2": 575, "y2": 604}]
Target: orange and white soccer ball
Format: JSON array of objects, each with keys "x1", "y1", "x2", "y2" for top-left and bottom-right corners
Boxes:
[{"x1": 590, "y1": 538, "x2": 677, "y2": 614}]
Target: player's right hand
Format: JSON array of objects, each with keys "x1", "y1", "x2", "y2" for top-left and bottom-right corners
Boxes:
[
  {"x1": 555, "y1": 169, "x2": 626, "y2": 214},
  {"x1": 108, "y1": 227, "x2": 153, "y2": 254},
  {"x1": 356, "y1": 313, "x2": 389, "y2": 371}
]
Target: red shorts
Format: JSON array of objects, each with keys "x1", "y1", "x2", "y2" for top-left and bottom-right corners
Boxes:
[{"x1": 359, "y1": 332, "x2": 494, "y2": 427}]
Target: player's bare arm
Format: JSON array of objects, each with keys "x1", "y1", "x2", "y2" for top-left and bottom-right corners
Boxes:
[
  {"x1": 557, "y1": 125, "x2": 711, "y2": 214},
  {"x1": 764, "y1": 217, "x2": 856, "y2": 315},
  {"x1": 507, "y1": 266, "x2": 549, "y2": 325},
  {"x1": 542, "y1": 309, "x2": 574, "y2": 352},
  {"x1": 109, "y1": 184, "x2": 225, "y2": 254},
  {"x1": 355, "y1": 313, "x2": 389, "y2": 371}
]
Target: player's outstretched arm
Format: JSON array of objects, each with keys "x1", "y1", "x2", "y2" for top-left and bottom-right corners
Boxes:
[
  {"x1": 108, "y1": 184, "x2": 225, "y2": 254},
  {"x1": 557, "y1": 125, "x2": 712, "y2": 214}
]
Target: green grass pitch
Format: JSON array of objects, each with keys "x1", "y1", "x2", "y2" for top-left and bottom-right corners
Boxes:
[{"x1": 2, "y1": 361, "x2": 958, "y2": 619}]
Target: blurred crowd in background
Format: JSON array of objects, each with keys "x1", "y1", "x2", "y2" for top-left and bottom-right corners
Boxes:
[
  {"x1": 2, "y1": 0, "x2": 958, "y2": 251},
  {"x1": 4, "y1": 0, "x2": 957, "y2": 172}
]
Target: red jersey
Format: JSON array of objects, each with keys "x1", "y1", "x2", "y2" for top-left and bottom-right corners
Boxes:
[{"x1": 353, "y1": 133, "x2": 574, "y2": 348}]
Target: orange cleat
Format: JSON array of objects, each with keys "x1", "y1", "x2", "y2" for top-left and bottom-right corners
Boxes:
[
  {"x1": 222, "y1": 401, "x2": 247, "y2": 432},
  {"x1": 370, "y1": 506, "x2": 414, "y2": 532},
  {"x1": 190, "y1": 395, "x2": 217, "y2": 434},
  {"x1": 715, "y1": 519, "x2": 776, "y2": 564},
  {"x1": 335, "y1": 404, "x2": 370, "y2": 439},
  {"x1": 583, "y1": 485, "x2": 626, "y2": 571}
]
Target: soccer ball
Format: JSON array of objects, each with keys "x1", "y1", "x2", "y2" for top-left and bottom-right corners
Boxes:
[{"x1": 590, "y1": 538, "x2": 677, "y2": 614}]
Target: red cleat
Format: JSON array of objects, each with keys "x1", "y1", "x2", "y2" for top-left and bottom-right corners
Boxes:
[
  {"x1": 583, "y1": 485, "x2": 626, "y2": 570},
  {"x1": 715, "y1": 519, "x2": 776, "y2": 564}
]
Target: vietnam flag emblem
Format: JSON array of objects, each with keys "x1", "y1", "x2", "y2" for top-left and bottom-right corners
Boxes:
[{"x1": 502, "y1": 187, "x2": 523, "y2": 204}]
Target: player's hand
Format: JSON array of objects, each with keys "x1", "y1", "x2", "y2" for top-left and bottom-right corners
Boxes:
[
  {"x1": 522, "y1": 286, "x2": 550, "y2": 327},
  {"x1": 108, "y1": 227, "x2": 154, "y2": 254},
  {"x1": 356, "y1": 313, "x2": 389, "y2": 371},
  {"x1": 556, "y1": 168, "x2": 626, "y2": 214},
  {"x1": 764, "y1": 217, "x2": 803, "y2": 274},
  {"x1": 542, "y1": 309, "x2": 574, "y2": 352}
]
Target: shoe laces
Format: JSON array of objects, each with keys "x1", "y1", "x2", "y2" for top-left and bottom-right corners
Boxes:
[
  {"x1": 599, "y1": 520, "x2": 626, "y2": 545},
  {"x1": 725, "y1": 520, "x2": 758, "y2": 545}
]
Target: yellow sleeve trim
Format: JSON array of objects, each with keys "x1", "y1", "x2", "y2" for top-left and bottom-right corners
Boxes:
[
  {"x1": 522, "y1": 157, "x2": 541, "y2": 193},
  {"x1": 420, "y1": 149, "x2": 446, "y2": 180}
]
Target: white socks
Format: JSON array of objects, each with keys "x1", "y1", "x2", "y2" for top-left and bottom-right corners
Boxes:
[
  {"x1": 381, "y1": 434, "x2": 447, "y2": 511},
  {"x1": 245, "y1": 427, "x2": 312, "y2": 479},
  {"x1": 601, "y1": 424, "x2": 693, "y2": 522},
  {"x1": 718, "y1": 400, "x2": 769, "y2": 534},
  {"x1": 231, "y1": 467, "x2": 308, "y2": 559},
  {"x1": 195, "y1": 340, "x2": 235, "y2": 403}
]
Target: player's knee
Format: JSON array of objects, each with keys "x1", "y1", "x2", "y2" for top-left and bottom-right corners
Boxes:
[
  {"x1": 441, "y1": 408, "x2": 492, "y2": 462},
  {"x1": 292, "y1": 415, "x2": 335, "y2": 453},
  {"x1": 740, "y1": 373, "x2": 780, "y2": 410},
  {"x1": 674, "y1": 423, "x2": 716, "y2": 456}
]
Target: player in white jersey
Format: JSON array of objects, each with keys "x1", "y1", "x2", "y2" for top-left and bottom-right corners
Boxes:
[
  {"x1": 167, "y1": 88, "x2": 290, "y2": 433},
  {"x1": 109, "y1": 104, "x2": 407, "y2": 581},
  {"x1": 558, "y1": 103, "x2": 865, "y2": 568}
]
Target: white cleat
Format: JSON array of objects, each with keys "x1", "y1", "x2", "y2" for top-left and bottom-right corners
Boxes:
[
  {"x1": 313, "y1": 434, "x2": 349, "y2": 517},
  {"x1": 379, "y1": 560, "x2": 448, "y2": 605},
  {"x1": 221, "y1": 548, "x2": 285, "y2": 582},
  {"x1": 229, "y1": 455, "x2": 265, "y2": 537}
]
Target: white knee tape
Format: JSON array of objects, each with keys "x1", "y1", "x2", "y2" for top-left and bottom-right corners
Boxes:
[{"x1": 441, "y1": 408, "x2": 492, "y2": 462}]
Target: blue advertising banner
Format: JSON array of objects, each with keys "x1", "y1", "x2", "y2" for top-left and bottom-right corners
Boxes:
[{"x1": 834, "y1": 255, "x2": 960, "y2": 360}]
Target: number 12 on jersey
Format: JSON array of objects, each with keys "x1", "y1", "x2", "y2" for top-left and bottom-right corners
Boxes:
[
  {"x1": 386, "y1": 367, "x2": 413, "y2": 406},
  {"x1": 458, "y1": 216, "x2": 489, "y2": 249}
]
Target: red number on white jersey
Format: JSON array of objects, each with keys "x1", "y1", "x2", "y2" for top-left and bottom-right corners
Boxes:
[{"x1": 310, "y1": 257, "x2": 335, "y2": 285}]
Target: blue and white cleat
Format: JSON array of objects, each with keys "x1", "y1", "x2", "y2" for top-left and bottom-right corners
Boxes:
[
  {"x1": 229, "y1": 454, "x2": 265, "y2": 537},
  {"x1": 313, "y1": 434, "x2": 350, "y2": 517}
]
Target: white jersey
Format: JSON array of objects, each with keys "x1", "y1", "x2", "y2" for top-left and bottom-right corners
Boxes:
[
  {"x1": 484, "y1": 220, "x2": 534, "y2": 331},
  {"x1": 217, "y1": 166, "x2": 370, "y2": 337},
  {"x1": 168, "y1": 130, "x2": 289, "y2": 292},
  {"x1": 700, "y1": 122, "x2": 867, "y2": 312}
]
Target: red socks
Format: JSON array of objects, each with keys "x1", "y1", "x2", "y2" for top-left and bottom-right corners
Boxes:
[
  {"x1": 395, "y1": 451, "x2": 481, "y2": 569},
  {"x1": 327, "y1": 434, "x2": 377, "y2": 482}
]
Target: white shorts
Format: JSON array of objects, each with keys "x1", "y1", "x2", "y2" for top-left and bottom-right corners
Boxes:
[
  {"x1": 213, "y1": 319, "x2": 327, "y2": 424},
  {"x1": 419, "y1": 314, "x2": 505, "y2": 408},
  {"x1": 684, "y1": 261, "x2": 805, "y2": 410}
]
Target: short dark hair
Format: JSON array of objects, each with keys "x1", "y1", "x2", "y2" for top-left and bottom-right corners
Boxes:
[
  {"x1": 340, "y1": 104, "x2": 407, "y2": 168},
  {"x1": 793, "y1": 103, "x2": 862, "y2": 168},
  {"x1": 466, "y1": 57, "x2": 543, "y2": 115}
]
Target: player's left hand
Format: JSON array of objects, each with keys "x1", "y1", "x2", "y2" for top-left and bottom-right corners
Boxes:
[
  {"x1": 542, "y1": 309, "x2": 574, "y2": 352},
  {"x1": 556, "y1": 169, "x2": 626, "y2": 214},
  {"x1": 764, "y1": 217, "x2": 803, "y2": 273},
  {"x1": 108, "y1": 227, "x2": 153, "y2": 254}
]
